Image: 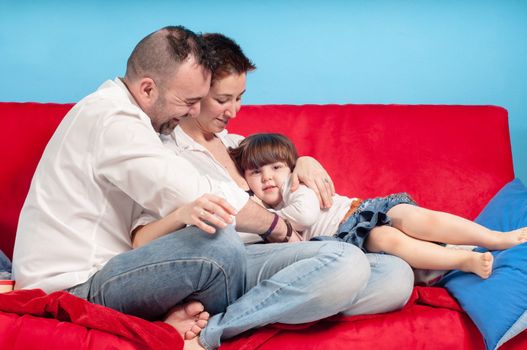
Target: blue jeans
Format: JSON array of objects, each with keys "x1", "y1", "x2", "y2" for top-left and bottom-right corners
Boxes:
[
  {"x1": 69, "y1": 226, "x2": 413, "y2": 349},
  {"x1": 69, "y1": 225, "x2": 246, "y2": 318},
  {"x1": 200, "y1": 241, "x2": 414, "y2": 349}
]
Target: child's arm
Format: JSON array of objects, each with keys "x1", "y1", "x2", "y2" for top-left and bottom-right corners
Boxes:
[
  {"x1": 274, "y1": 180, "x2": 322, "y2": 232},
  {"x1": 132, "y1": 194, "x2": 236, "y2": 248}
]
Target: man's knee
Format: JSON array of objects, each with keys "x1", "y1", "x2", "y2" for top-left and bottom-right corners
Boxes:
[{"x1": 203, "y1": 226, "x2": 247, "y2": 276}]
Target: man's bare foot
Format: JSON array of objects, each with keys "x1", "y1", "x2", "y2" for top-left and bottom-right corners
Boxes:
[
  {"x1": 461, "y1": 251, "x2": 493, "y2": 279},
  {"x1": 164, "y1": 301, "x2": 210, "y2": 340},
  {"x1": 184, "y1": 336, "x2": 206, "y2": 350},
  {"x1": 487, "y1": 228, "x2": 527, "y2": 250}
]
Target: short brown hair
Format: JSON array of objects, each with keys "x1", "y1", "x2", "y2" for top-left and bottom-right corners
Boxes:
[
  {"x1": 229, "y1": 133, "x2": 298, "y2": 174},
  {"x1": 125, "y1": 26, "x2": 215, "y2": 84},
  {"x1": 203, "y1": 33, "x2": 256, "y2": 84}
]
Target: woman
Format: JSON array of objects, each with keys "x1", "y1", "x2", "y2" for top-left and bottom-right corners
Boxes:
[{"x1": 133, "y1": 33, "x2": 414, "y2": 350}]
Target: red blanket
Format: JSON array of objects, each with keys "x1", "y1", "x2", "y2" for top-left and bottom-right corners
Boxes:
[{"x1": 0, "y1": 289, "x2": 183, "y2": 350}]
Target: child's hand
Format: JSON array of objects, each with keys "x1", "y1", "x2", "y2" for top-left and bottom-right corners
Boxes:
[{"x1": 176, "y1": 194, "x2": 237, "y2": 234}]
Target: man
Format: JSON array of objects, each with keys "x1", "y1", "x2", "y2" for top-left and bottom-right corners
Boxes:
[{"x1": 13, "y1": 26, "x2": 413, "y2": 350}]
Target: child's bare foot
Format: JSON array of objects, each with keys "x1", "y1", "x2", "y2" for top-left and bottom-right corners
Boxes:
[
  {"x1": 488, "y1": 228, "x2": 527, "y2": 250},
  {"x1": 184, "y1": 337, "x2": 206, "y2": 350},
  {"x1": 164, "y1": 301, "x2": 210, "y2": 340},
  {"x1": 461, "y1": 251, "x2": 493, "y2": 279}
]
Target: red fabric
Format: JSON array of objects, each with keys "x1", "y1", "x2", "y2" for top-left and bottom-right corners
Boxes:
[
  {"x1": 0, "y1": 102, "x2": 74, "y2": 259},
  {"x1": 0, "y1": 289, "x2": 182, "y2": 350},
  {"x1": 0, "y1": 102, "x2": 524, "y2": 349},
  {"x1": 220, "y1": 287, "x2": 485, "y2": 350},
  {"x1": 230, "y1": 104, "x2": 514, "y2": 221}
]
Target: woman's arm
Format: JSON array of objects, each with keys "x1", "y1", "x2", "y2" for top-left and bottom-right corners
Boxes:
[
  {"x1": 291, "y1": 156, "x2": 335, "y2": 209},
  {"x1": 132, "y1": 194, "x2": 237, "y2": 248}
]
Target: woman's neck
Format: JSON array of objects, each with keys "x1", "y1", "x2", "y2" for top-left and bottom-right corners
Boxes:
[{"x1": 179, "y1": 118, "x2": 215, "y2": 144}]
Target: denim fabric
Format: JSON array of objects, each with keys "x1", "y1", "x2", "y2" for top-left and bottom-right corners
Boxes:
[
  {"x1": 0, "y1": 250, "x2": 11, "y2": 279},
  {"x1": 200, "y1": 241, "x2": 414, "y2": 349},
  {"x1": 342, "y1": 253, "x2": 414, "y2": 316},
  {"x1": 68, "y1": 226, "x2": 413, "y2": 350},
  {"x1": 336, "y1": 192, "x2": 417, "y2": 250},
  {"x1": 71, "y1": 225, "x2": 246, "y2": 320}
]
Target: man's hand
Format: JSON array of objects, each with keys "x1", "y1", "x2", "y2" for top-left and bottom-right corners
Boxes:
[
  {"x1": 176, "y1": 194, "x2": 237, "y2": 234},
  {"x1": 291, "y1": 156, "x2": 335, "y2": 209}
]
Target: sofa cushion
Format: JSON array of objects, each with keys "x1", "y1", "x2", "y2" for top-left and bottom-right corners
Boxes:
[{"x1": 439, "y1": 178, "x2": 527, "y2": 350}]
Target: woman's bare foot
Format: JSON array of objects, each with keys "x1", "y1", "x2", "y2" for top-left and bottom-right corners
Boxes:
[
  {"x1": 461, "y1": 251, "x2": 493, "y2": 279},
  {"x1": 164, "y1": 301, "x2": 210, "y2": 340},
  {"x1": 184, "y1": 337, "x2": 206, "y2": 350},
  {"x1": 487, "y1": 228, "x2": 527, "y2": 250}
]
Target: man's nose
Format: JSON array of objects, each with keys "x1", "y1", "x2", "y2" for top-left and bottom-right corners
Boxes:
[{"x1": 188, "y1": 102, "x2": 201, "y2": 117}]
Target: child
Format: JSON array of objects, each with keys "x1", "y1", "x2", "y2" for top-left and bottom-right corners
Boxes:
[{"x1": 229, "y1": 133, "x2": 527, "y2": 279}]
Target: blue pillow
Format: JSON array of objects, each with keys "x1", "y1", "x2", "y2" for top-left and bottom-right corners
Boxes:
[{"x1": 439, "y1": 178, "x2": 527, "y2": 350}]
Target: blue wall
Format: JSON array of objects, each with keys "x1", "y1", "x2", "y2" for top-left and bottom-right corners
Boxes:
[{"x1": 1, "y1": 1, "x2": 526, "y2": 183}]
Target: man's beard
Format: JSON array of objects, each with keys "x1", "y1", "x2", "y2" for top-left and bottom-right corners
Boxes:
[{"x1": 159, "y1": 118, "x2": 180, "y2": 135}]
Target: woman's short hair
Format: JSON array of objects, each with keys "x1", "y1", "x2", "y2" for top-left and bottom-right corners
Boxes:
[{"x1": 203, "y1": 33, "x2": 256, "y2": 83}]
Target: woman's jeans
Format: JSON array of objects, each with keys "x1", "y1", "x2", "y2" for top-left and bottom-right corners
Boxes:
[{"x1": 68, "y1": 225, "x2": 414, "y2": 350}]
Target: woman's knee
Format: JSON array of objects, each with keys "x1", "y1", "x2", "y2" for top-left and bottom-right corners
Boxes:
[
  {"x1": 378, "y1": 255, "x2": 414, "y2": 309},
  {"x1": 319, "y1": 243, "x2": 371, "y2": 304}
]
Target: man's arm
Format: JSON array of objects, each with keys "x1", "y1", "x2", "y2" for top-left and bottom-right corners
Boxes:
[{"x1": 235, "y1": 200, "x2": 302, "y2": 243}]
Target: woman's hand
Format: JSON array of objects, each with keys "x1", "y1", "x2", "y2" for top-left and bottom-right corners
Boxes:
[
  {"x1": 177, "y1": 194, "x2": 237, "y2": 234},
  {"x1": 291, "y1": 156, "x2": 335, "y2": 209}
]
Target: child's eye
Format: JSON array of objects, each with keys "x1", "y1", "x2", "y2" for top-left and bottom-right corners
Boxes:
[
  {"x1": 216, "y1": 98, "x2": 228, "y2": 104},
  {"x1": 250, "y1": 169, "x2": 261, "y2": 175},
  {"x1": 273, "y1": 163, "x2": 284, "y2": 170}
]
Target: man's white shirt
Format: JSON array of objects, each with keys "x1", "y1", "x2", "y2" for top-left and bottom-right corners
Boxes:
[{"x1": 13, "y1": 78, "x2": 248, "y2": 292}]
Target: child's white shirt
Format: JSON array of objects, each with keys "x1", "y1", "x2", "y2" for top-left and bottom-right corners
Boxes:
[{"x1": 273, "y1": 176, "x2": 354, "y2": 240}]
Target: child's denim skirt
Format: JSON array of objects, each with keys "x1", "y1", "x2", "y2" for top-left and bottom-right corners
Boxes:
[{"x1": 334, "y1": 192, "x2": 417, "y2": 251}]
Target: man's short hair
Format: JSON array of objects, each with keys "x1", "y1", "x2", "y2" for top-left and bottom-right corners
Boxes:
[
  {"x1": 125, "y1": 25, "x2": 216, "y2": 85},
  {"x1": 202, "y1": 33, "x2": 256, "y2": 84}
]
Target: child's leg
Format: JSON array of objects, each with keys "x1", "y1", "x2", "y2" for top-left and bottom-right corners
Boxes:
[
  {"x1": 366, "y1": 225, "x2": 494, "y2": 278},
  {"x1": 387, "y1": 204, "x2": 527, "y2": 250}
]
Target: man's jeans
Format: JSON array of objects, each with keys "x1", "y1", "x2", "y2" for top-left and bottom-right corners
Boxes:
[
  {"x1": 69, "y1": 225, "x2": 414, "y2": 350},
  {"x1": 69, "y1": 225, "x2": 246, "y2": 318}
]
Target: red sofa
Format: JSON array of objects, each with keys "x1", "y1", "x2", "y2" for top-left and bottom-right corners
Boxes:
[{"x1": 1, "y1": 102, "x2": 525, "y2": 349}]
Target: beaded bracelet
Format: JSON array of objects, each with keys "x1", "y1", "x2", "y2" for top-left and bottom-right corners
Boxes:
[{"x1": 260, "y1": 213, "x2": 279, "y2": 242}]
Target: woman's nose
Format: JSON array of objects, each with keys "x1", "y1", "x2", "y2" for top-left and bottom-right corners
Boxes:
[{"x1": 224, "y1": 104, "x2": 237, "y2": 119}]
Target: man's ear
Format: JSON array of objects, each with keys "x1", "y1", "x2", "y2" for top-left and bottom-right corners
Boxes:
[{"x1": 137, "y1": 77, "x2": 158, "y2": 105}]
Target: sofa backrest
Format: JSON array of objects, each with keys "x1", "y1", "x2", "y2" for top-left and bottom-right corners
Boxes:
[
  {"x1": 0, "y1": 102, "x2": 514, "y2": 259},
  {"x1": 1, "y1": 103, "x2": 74, "y2": 259},
  {"x1": 229, "y1": 104, "x2": 514, "y2": 218}
]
